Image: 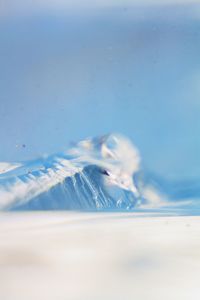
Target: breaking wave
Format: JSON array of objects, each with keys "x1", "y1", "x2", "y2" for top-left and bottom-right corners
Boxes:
[{"x1": 0, "y1": 134, "x2": 199, "y2": 211}]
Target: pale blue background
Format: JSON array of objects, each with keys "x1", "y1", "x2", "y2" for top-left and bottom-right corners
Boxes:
[{"x1": 1, "y1": 1, "x2": 200, "y2": 180}]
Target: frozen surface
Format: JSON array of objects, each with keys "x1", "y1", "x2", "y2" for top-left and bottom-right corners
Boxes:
[{"x1": 0, "y1": 212, "x2": 200, "y2": 300}]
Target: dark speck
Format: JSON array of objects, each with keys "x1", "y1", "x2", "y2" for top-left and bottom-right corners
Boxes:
[{"x1": 100, "y1": 169, "x2": 110, "y2": 176}]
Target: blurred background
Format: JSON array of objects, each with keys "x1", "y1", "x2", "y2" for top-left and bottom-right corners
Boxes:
[{"x1": 1, "y1": 0, "x2": 200, "y2": 181}]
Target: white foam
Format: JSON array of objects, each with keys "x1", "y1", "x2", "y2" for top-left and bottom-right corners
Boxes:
[{"x1": 0, "y1": 162, "x2": 21, "y2": 175}]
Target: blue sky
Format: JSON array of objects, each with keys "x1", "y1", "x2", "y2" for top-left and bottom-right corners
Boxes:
[{"x1": 1, "y1": 1, "x2": 200, "y2": 180}]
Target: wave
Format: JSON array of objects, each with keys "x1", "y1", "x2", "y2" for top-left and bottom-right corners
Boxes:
[{"x1": 0, "y1": 134, "x2": 199, "y2": 211}]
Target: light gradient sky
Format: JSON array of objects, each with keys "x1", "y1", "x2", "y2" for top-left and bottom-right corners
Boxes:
[{"x1": 0, "y1": 1, "x2": 200, "y2": 180}]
